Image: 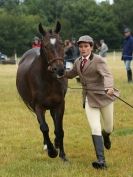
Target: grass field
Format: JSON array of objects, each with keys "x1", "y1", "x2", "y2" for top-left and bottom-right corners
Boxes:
[{"x1": 0, "y1": 53, "x2": 133, "y2": 177}]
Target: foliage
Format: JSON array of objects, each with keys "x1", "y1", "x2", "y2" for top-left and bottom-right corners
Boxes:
[
  {"x1": 0, "y1": 0, "x2": 132, "y2": 56},
  {"x1": 0, "y1": 11, "x2": 41, "y2": 56},
  {"x1": 113, "y1": 0, "x2": 133, "y2": 31}
]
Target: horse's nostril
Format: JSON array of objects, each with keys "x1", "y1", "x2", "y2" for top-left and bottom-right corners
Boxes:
[
  {"x1": 58, "y1": 68, "x2": 64, "y2": 76},
  {"x1": 53, "y1": 67, "x2": 57, "y2": 72}
]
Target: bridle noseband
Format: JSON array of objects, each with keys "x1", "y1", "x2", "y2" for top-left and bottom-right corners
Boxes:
[
  {"x1": 48, "y1": 58, "x2": 64, "y2": 66},
  {"x1": 40, "y1": 37, "x2": 64, "y2": 71}
]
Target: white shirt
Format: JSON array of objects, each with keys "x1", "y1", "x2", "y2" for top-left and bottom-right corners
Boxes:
[{"x1": 81, "y1": 54, "x2": 91, "y2": 61}]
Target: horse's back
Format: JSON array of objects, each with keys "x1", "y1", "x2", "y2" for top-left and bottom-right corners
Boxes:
[
  {"x1": 19, "y1": 48, "x2": 40, "y2": 66},
  {"x1": 17, "y1": 48, "x2": 40, "y2": 82},
  {"x1": 16, "y1": 48, "x2": 40, "y2": 109}
]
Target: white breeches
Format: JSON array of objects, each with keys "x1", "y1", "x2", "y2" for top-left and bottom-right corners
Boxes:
[{"x1": 85, "y1": 98, "x2": 114, "y2": 136}]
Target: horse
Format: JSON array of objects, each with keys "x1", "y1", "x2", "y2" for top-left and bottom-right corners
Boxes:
[{"x1": 16, "y1": 21, "x2": 68, "y2": 161}]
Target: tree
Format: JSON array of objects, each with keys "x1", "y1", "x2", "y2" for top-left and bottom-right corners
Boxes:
[
  {"x1": 0, "y1": 0, "x2": 131, "y2": 55},
  {"x1": 113, "y1": 0, "x2": 133, "y2": 31},
  {"x1": 0, "y1": 11, "x2": 41, "y2": 56},
  {"x1": 61, "y1": 0, "x2": 120, "y2": 48}
]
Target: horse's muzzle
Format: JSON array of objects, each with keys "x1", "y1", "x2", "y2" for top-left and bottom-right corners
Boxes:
[
  {"x1": 53, "y1": 66, "x2": 64, "y2": 78},
  {"x1": 56, "y1": 68, "x2": 65, "y2": 78}
]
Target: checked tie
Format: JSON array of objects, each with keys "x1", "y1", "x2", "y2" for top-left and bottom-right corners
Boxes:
[{"x1": 80, "y1": 57, "x2": 87, "y2": 72}]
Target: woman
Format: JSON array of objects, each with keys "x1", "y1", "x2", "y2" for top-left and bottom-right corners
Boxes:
[{"x1": 65, "y1": 35, "x2": 119, "y2": 169}]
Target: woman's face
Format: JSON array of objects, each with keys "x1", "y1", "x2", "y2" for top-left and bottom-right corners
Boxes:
[
  {"x1": 79, "y1": 42, "x2": 93, "y2": 57},
  {"x1": 34, "y1": 39, "x2": 39, "y2": 44}
]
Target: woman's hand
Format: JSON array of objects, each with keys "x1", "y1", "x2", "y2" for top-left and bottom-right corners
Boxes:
[{"x1": 105, "y1": 88, "x2": 114, "y2": 96}]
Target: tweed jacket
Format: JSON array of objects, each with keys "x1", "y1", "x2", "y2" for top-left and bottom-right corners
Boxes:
[{"x1": 65, "y1": 53, "x2": 119, "y2": 108}]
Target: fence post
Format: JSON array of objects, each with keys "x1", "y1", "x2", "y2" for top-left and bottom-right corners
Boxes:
[
  {"x1": 113, "y1": 50, "x2": 116, "y2": 61},
  {"x1": 15, "y1": 51, "x2": 18, "y2": 66}
]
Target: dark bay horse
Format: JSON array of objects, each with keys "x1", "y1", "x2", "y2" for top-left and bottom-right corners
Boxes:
[{"x1": 16, "y1": 21, "x2": 68, "y2": 161}]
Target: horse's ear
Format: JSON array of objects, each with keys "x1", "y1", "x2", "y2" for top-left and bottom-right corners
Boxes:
[
  {"x1": 54, "y1": 21, "x2": 61, "y2": 33},
  {"x1": 39, "y1": 23, "x2": 46, "y2": 36}
]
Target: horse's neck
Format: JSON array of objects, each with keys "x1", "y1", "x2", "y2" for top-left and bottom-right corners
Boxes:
[
  {"x1": 39, "y1": 56, "x2": 54, "y2": 80},
  {"x1": 40, "y1": 53, "x2": 48, "y2": 70}
]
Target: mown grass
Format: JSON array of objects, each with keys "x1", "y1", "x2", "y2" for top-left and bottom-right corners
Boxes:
[{"x1": 0, "y1": 53, "x2": 133, "y2": 177}]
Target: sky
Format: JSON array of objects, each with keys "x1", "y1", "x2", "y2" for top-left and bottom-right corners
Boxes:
[
  {"x1": 19, "y1": 0, "x2": 114, "y2": 5},
  {"x1": 96, "y1": 0, "x2": 114, "y2": 4}
]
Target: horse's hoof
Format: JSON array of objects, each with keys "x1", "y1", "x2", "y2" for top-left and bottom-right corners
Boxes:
[
  {"x1": 48, "y1": 148, "x2": 58, "y2": 158},
  {"x1": 59, "y1": 155, "x2": 69, "y2": 162},
  {"x1": 62, "y1": 157, "x2": 69, "y2": 162}
]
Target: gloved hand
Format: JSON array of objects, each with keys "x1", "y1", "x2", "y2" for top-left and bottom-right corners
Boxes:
[{"x1": 105, "y1": 88, "x2": 114, "y2": 96}]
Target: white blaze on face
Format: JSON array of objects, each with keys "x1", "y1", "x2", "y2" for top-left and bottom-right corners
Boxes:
[{"x1": 50, "y1": 38, "x2": 56, "y2": 45}]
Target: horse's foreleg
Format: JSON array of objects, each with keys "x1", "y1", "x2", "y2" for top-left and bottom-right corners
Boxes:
[
  {"x1": 35, "y1": 106, "x2": 58, "y2": 158},
  {"x1": 56, "y1": 122, "x2": 67, "y2": 161},
  {"x1": 50, "y1": 104, "x2": 67, "y2": 161}
]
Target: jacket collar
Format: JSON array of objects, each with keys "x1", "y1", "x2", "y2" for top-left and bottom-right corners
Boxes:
[
  {"x1": 79, "y1": 52, "x2": 94, "y2": 61},
  {"x1": 81, "y1": 53, "x2": 94, "y2": 73},
  {"x1": 89, "y1": 53, "x2": 94, "y2": 60}
]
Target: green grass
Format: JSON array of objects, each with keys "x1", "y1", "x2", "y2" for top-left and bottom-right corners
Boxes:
[{"x1": 0, "y1": 53, "x2": 133, "y2": 177}]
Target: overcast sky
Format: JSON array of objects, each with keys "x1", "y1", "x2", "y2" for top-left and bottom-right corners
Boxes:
[{"x1": 96, "y1": 0, "x2": 114, "y2": 4}]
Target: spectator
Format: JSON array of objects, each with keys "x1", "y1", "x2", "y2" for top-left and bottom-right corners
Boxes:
[
  {"x1": 121, "y1": 27, "x2": 133, "y2": 83},
  {"x1": 64, "y1": 40, "x2": 74, "y2": 70},
  {"x1": 71, "y1": 39, "x2": 80, "y2": 61},
  {"x1": 64, "y1": 40, "x2": 73, "y2": 62},
  {"x1": 32, "y1": 36, "x2": 41, "y2": 48},
  {"x1": 64, "y1": 39, "x2": 80, "y2": 64},
  {"x1": 98, "y1": 39, "x2": 108, "y2": 61}
]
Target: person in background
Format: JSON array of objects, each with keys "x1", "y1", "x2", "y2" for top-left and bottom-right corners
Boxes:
[
  {"x1": 64, "y1": 39, "x2": 80, "y2": 65},
  {"x1": 32, "y1": 36, "x2": 41, "y2": 48},
  {"x1": 98, "y1": 39, "x2": 108, "y2": 61},
  {"x1": 71, "y1": 39, "x2": 80, "y2": 61},
  {"x1": 64, "y1": 40, "x2": 74, "y2": 70},
  {"x1": 65, "y1": 35, "x2": 119, "y2": 169},
  {"x1": 64, "y1": 40, "x2": 73, "y2": 62},
  {"x1": 122, "y1": 27, "x2": 133, "y2": 83}
]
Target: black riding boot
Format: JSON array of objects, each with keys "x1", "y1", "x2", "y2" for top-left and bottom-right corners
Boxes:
[
  {"x1": 127, "y1": 69, "x2": 132, "y2": 83},
  {"x1": 92, "y1": 135, "x2": 107, "y2": 169},
  {"x1": 102, "y1": 130, "x2": 111, "y2": 150}
]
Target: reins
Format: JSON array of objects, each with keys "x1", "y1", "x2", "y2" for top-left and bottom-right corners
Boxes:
[{"x1": 68, "y1": 86, "x2": 133, "y2": 109}]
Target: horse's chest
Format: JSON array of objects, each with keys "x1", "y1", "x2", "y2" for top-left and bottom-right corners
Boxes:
[{"x1": 38, "y1": 87, "x2": 63, "y2": 106}]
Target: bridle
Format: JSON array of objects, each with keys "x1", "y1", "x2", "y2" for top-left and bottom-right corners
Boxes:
[
  {"x1": 47, "y1": 57, "x2": 64, "y2": 66},
  {"x1": 40, "y1": 38, "x2": 64, "y2": 68}
]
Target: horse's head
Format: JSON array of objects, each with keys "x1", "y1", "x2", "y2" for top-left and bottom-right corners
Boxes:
[{"x1": 39, "y1": 21, "x2": 65, "y2": 78}]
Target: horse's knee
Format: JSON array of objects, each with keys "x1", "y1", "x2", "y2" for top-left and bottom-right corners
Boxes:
[{"x1": 40, "y1": 124, "x2": 49, "y2": 133}]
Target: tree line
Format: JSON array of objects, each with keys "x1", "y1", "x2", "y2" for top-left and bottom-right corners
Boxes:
[{"x1": 0, "y1": 0, "x2": 133, "y2": 56}]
